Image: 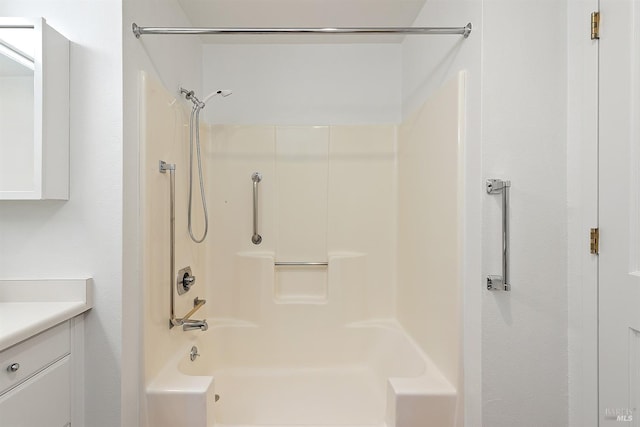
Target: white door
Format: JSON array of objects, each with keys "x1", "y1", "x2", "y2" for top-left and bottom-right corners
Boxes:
[{"x1": 599, "y1": 0, "x2": 640, "y2": 424}]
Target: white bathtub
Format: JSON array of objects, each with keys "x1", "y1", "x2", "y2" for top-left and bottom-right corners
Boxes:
[{"x1": 147, "y1": 320, "x2": 456, "y2": 427}]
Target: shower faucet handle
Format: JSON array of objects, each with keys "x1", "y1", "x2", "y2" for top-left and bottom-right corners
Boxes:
[
  {"x1": 183, "y1": 274, "x2": 195, "y2": 290},
  {"x1": 177, "y1": 266, "x2": 195, "y2": 295}
]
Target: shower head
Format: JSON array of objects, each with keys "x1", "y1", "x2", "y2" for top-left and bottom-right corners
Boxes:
[{"x1": 202, "y1": 89, "x2": 233, "y2": 104}]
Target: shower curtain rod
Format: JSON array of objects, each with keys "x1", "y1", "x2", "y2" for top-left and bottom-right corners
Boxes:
[{"x1": 132, "y1": 23, "x2": 472, "y2": 38}]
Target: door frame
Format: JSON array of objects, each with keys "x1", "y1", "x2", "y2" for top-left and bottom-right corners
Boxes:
[{"x1": 567, "y1": 0, "x2": 599, "y2": 426}]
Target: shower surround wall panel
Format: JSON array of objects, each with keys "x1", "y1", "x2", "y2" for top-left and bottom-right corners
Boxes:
[
  {"x1": 207, "y1": 125, "x2": 276, "y2": 323},
  {"x1": 328, "y1": 125, "x2": 397, "y2": 317},
  {"x1": 397, "y1": 74, "x2": 463, "y2": 390},
  {"x1": 206, "y1": 125, "x2": 396, "y2": 323},
  {"x1": 275, "y1": 127, "x2": 329, "y2": 303},
  {"x1": 142, "y1": 63, "x2": 462, "y2": 426},
  {"x1": 140, "y1": 73, "x2": 208, "y2": 384}
]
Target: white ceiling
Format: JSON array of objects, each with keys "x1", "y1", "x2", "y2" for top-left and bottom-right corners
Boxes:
[{"x1": 176, "y1": 0, "x2": 428, "y2": 43}]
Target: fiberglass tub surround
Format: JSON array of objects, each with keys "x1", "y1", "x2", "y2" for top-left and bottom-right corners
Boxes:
[
  {"x1": 141, "y1": 66, "x2": 464, "y2": 426},
  {"x1": 148, "y1": 311, "x2": 457, "y2": 426}
]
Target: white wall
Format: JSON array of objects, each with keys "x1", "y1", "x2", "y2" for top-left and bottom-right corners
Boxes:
[
  {"x1": 122, "y1": 0, "x2": 203, "y2": 425},
  {"x1": 0, "y1": 2, "x2": 122, "y2": 425},
  {"x1": 202, "y1": 44, "x2": 401, "y2": 125},
  {"x1": 403, "y1": 1, "x2": 568, "y2": 426},
  {"x1": 481, "y1": 1, "x2": 567, "y2": 426}
]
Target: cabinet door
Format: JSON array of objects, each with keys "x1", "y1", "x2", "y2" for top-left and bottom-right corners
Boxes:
[{"x1": 0, "y1": 356, "x2": 70, "y2": 427}]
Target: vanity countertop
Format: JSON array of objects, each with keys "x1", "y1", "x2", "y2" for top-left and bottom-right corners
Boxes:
[{"x1": 0, "y1": 279, "x2": 93, "y2": 351}]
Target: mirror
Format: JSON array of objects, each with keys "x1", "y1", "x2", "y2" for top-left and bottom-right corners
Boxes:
[
  {"x1": 0, "y1": 26, "x2": 35, "y2": 68},
  {"x1": 0, "y1": 25, "x2": 35, "y2": 195},
  {"x1": 0, "y1": 18, "x2": 69, "y2": 200}
]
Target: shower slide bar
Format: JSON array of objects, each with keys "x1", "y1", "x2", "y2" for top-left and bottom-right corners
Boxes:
[
  {"x1": 251, "y1": 172, "x2": 262, "y2": 245},
  {"x1": 486, "y1": 178, "x2": 511, "y2": 292},
  {"x1": 132, "y1": 23, "x2": 472, "y2": 38},
  {"x1": 160, "y1": 161, "x2": 208, "y2": 330}
]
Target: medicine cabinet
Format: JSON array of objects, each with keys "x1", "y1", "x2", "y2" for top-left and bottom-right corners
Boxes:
[{"x1": 0, "y1": 18, "x2": 69, "y2": 200}]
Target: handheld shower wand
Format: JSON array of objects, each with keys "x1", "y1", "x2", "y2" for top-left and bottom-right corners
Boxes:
[{"x1": 180, "y1": 87, "x2": 233, "y2": 243}]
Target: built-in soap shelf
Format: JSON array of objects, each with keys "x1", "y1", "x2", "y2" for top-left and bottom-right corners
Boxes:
[
  {"x1": 272, "y1": 260, "x2": 328, "y2": 303},
  {"x1": 274, "y1": 262, "x2": 329, "y2": 304},
  {"x1": 235, "y1": 252, "x2": 367, "y2": 306}
]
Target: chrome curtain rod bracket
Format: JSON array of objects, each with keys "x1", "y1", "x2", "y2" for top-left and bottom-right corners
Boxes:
[{"x1": 132, "y1": 22, "x2": 472, "y2": 38}]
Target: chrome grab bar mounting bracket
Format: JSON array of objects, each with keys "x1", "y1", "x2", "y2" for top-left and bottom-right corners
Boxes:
[{"x1": 486, "y1": 178, "x2": 511, "y2": 292}]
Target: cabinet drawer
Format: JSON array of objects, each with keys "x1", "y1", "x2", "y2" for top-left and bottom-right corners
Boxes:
[
  {"x1": 0, "y1": 321, "x2": 70, "y2": 395},
  {"x1": 0, "y1": 356, "x2": 70, "y2": 426}
]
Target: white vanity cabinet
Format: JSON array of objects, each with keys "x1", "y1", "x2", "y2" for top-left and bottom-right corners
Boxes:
[
  {"x1": 0, "y1": 279, "x2": 92, "y2": 427},
  {"x1": 0, "y1": 321, "x2": 73, "y2": 426},
  {"x1": 0, "y1": 17, "x2": 69, "y2": 200}
]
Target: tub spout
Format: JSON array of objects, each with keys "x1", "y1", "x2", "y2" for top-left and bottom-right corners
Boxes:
[{"x1": 182, "y1": 319, "x2": 208, "y2": 331}]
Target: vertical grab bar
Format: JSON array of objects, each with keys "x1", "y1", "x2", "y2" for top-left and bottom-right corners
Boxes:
[
  {"x1": 251, "y1": 172, "x2": 262, "y2": 245},
  {"x1": 486, "y1": 178, "x2": 511, "y2": 291}
]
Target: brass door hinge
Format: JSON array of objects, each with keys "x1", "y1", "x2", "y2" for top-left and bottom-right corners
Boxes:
[
  {"x1": 590, "y1": 227, "x2": 599, "y2": 254},
  {"x1": 591, "y1": 12, "x2": 600, "y2": 40}
]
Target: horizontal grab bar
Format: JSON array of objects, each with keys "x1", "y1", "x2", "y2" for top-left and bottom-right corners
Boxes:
[{"x1": 274, "y1": 262, "x2": 328, "y2": 266}]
